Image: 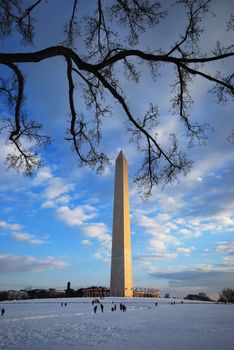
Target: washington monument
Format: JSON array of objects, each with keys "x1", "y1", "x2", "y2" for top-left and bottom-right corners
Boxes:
[{"x1": 110, "y1": 151, "x2": 133, "y2": 297}]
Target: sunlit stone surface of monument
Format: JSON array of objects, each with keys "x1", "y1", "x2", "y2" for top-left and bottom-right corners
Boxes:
[{"x1": 110, "y1": 151, "x2": 133, "y2": 297}]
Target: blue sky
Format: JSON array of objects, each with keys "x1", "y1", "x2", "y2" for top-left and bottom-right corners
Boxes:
[{"x1": 0, "y1": 0, "x2": 233, "y2": 299}]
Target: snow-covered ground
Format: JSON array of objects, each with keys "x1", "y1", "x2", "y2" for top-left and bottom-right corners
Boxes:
[{"x1": 0, "y1": 297, "x2": 234, "y2": 350}]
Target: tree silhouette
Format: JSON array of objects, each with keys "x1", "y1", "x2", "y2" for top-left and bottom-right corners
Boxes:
[
  {"x1": 0, "y1": 0, "x2": 233, "y2": 197},
  {"x1": 218, "y1": 288, "x2": 234, "y2": 303}
]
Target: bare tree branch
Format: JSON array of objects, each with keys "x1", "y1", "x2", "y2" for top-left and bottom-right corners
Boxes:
[
  {"x1": 3, "y1": 61, "x2": 24, "y2": 140},
  {"x1": 66, "y1": 56, "x2": 109, "y2": 173},
  {"x1": 0, "y1": 0, "x2": 233, "y2": 195},
  {"x1": 0, "y1": 0, "x2": 44, "y2": 44},
  {"x1": 63, "y1": 0, "x2": 79, "y2": 48}
]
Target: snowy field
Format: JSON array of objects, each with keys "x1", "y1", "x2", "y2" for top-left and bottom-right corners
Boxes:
[{"x1": 1, "y1": 297, "x2": 234, "y2": 350}]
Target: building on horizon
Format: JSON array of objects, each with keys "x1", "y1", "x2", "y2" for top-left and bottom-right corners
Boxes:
[{"x1": 133, "y1": 288, "x2": 160, "y2": 298}]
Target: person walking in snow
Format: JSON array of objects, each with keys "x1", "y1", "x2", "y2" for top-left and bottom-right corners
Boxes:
[
  {"x1": 94, "y1": 305, "x2": 97, "y2": 314},
  {"x1": 100, "y1": 304, "x2": 104, "y2": 312},
  {"x1": 1, "y1": 308, "x2": 5, "y2": 316}
]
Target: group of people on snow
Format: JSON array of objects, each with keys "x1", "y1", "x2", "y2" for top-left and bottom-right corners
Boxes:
[
  {"x1": 93, "y1": 301, "x2": 127, "y2": 313},
  {"x1": 57, "y1": 298, "x2": 129, "y2": 314}
]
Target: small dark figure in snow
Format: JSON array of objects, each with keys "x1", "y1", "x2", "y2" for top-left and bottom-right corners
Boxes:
[
  {"x1": 65, "y1": 302, "x2": 67, "y2": 307},
  {"x1": 1, "y1": 308, "x2": 5, "y2": 316},
  {"x1": 114, "y1": 304, "x2": 116, "y2": 311},
  {"x1": 61, "y1": 302, "x2": 63, "y2": 306},
  {"x1": 122, "y1": 305, "x2": 127, "y2": 312},
  {"x1": 100, "y1": 304, "x2": 104, "y2": 313},
  {"x1": 155, "y1": 302, "x2": 158, "y2": 307},
  {"x1": 94, "y1": 306, "x2": 97, "y2": 314},
  {"x1": 120, "y1": 303, "x2": 123, "y2": 311}
]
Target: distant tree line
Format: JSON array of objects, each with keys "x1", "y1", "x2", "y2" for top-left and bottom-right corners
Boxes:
[
  {"x1": 1, "y1": 287, "x2": 233, "y2": 302},
  {"x1": 184, "y1": 292, "x2": 212, "y2": 302},
  {"x1": 0, "y1": 285, "x2": 109, "y2": 301},
  {"x1": 184, "y1": 288, "x2": 234, "y2": 303},
  {"x1": 218, "y1": 288, "x2": 234, "y2": 303},
  {"x1": 0, "y1": 291, "x2": 8, "y2": 301}
]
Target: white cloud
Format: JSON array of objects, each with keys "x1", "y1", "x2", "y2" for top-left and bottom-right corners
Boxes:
[
  {"x1": 101, "y1": 165, "x2": 112, "y2": 177},
  {"x1": 12, "y1": 232, "x2": 47, "y2": 245},
  {"x1": 137, "y1": 214, "x2": 181, "y2": 252},
  {"x1": 185, "y1": 216, "x2": 234, "y2": 236},
  {"x1": 153, "y1": 116, "x2": 179, "y2": 147},
  {"x1": 0, "y1": 254, "x2": 68, "y2": 273},
  {"x1": 137, "y1": 214, "x2": 170, "y2": 235},
  {"x1": 0, "y1": 220, "x2": 22, "y2": 231},
  {"x1": 43, "y1": 177, "x2": 74, "y2": 200},
  {"x1": 152, "y1": 251, "x2": 178, "y2": 260},
  {"x1": 0, "y1": 220, "x2": 48, "y2": 245},
  {"x1": 166, "y1": 222, "x2": 178, "y2": 230},
  {"x1": 93, "y1": 251, "x2": 111, "y2": 264},
  {"x1": 135, "y1": 251, "x2": 178, "y2": 268},
  {"x1": 41, "y1": 200, "x2": 56, "y2": 208},
  {"x1": 56, "y1": 195, "x2": 71, "y2": 205},
  {"x1": 176, "y1": 247, "x2": 193, "y2": 256},
  {"x1": 149, "y1": 261, "x2": 234, "y2": 283},
  {"x1": 178, "y1": 228, "x2": 201, "y2": 238},
  {"x1": 176, "y1": 218, "x2": 185, "y2": 225},
  {"x1": 184, "y1": 151, "x2": 233, "y2": 187},
  {"x1": 41, "y1": 195, "x2": 72, "y2": 209},
  {"x1": 216, "y1": 242, "x2": 234, "y2": 254},
  {"x1": 32, "y1": 167, "x2": 75, "y2": 209},
  {"x1": 55, "y1": 201, "x2": 111, "y2": 264},
  {"x1": 156, "y1": 213, "x2": 170, "y2": 222},
  {"x1": 136, "y1": 260, "x2": 158, "y2": 273},
  {"x1": 81, "y1": 239, "x2": 92, "y2": 246},
  {"x1": 56, "y1": 205, "x2": 97, "y2": 226},
  {"x1": 222, "y1": 255, "x2": 234, "y2": 269},
  {"x1": 33, "y1": 167, "x2": 53, "y2": 186},
  {"x1": 220, "y1": 217, "x2": 234, "y2": 226},
  {"x1": 158, "y1": 194, "x2": 184, "y2": 214},
  {"x1": 81, "y1": 223, "x2": 111, "y2": 245},
  {"x1": 81, "y1": 223, "x2": 111, "y2": 263},
  {"x1": 136, "y1": 243, "x2": 194, "y2": 270},
  {"x1": 149, "y1": 239, "x2": 166, "y2": 251}
]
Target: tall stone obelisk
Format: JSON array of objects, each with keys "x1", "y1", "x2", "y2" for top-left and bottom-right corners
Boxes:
[{"x1": 110, "y1": 151, "x2": 133, "y2": 297}]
